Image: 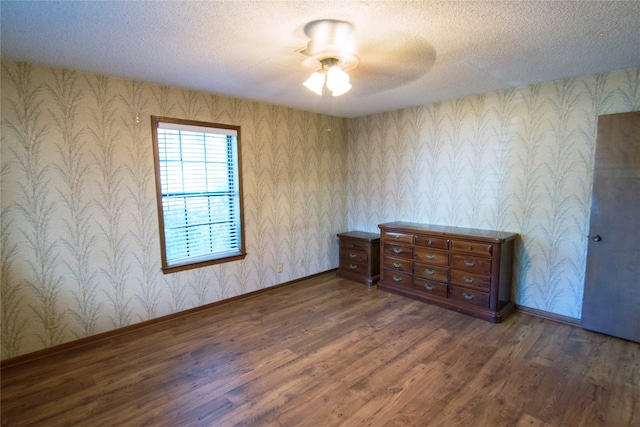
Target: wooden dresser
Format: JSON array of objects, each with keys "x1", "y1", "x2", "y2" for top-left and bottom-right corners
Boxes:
[
  {"x1": 378, "y1": 222, "x2": 517, "y2": 323},
  {"x1": 337, "y1": 231, "x2": 380, "y2": 286}
]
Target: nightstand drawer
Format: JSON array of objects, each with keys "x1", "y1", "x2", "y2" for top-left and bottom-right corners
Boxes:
[
  {"x1": 340, "y1": 260, "x2": 368, "y2": 275},
  {"x1": 340, "y1": 239, "x2": 369, "y2": 252},
  {"x1": 340, "y1": 248, "x2": 367, "y2": 264}
]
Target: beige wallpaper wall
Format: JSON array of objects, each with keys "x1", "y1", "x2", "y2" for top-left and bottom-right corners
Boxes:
[
  {"x1": 1, "y1": 61, "x2": 348, "y2": 359},
  {"x1": 348, "y1": 66, "x2": 640, "y2": 319},
  {"x1": 2, "y1": 60, "x2": 639, "y2": 360}
]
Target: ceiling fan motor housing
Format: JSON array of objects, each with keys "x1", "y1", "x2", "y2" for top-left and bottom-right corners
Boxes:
[{"x1": 302, "y1": 19, "x2": 359, "y2": 71}]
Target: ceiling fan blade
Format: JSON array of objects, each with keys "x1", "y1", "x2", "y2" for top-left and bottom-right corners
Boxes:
[{"x1": 350, "y1": 35, "x2": 437, "y2": 94}]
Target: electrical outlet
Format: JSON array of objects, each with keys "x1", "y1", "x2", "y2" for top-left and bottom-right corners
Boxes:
[
  {"x1": 47, "y1": 316, "x2": 59, "y2": 329},
  {"x1": 277, "y1": 263, "x2": 283, "y2": 273}
]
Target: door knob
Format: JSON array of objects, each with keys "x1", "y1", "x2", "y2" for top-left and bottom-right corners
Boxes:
[{"x1": 591, "y1": 234, "x2": 602, "y2": 242}]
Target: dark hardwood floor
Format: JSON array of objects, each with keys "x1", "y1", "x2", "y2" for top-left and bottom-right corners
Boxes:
[{"x1": 1, "y1": 273, "x2": 638, "y2": 426}]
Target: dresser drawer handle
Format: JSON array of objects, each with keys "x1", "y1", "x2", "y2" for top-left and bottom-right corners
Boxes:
[
  {"x1": 467, "y1": 246, "x2": 473, "y2": 251},
  {"x1": 463, "y1": 260, "x2": 476, "y2": 267},
  {"x1": 393, "y1": 262, "x2": 403, "y2": 268},
  {"x1": 424, "y1": 269, "x2": 436, "y2": 275},
  {"x1": 349, "y1": 253, "x2": 358, "y2": 258},
  {"x1": 349, "y1": 264, "x2": 358, "y2": 269},
  {"x1": 427, "y1": 239, "x2": 433, "y2": 245},
  {"x1": 462, "y1": 292, "x2": 475, "y2": 300},
  {"x1": 463, "y1": 277, "x2": 475, "y2": 284},
  {"x1": 424, "y1": 284, "x2": 435, "y2": 291},
  {"x1": 392, "y1": 248, "x2": 403, "y2": 254},
  {"x1": 425, "y1": 254, "x2": 436, "y2": 260},
  {"x1": 392, "y1": 276, "x2": 403, "y2": 282}
]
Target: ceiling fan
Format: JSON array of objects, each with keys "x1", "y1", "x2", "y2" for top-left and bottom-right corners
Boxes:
[
  {"x1": 298, "y1": 19, "x2": 437, "y2": 97},
  {"x1": 300, "y1": 19, "x2": 358, "y2": 96}
]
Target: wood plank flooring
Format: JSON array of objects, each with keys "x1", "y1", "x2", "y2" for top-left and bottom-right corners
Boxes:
[{"x1": 1, "y1": 273, "x2": 638, "y2": 426}]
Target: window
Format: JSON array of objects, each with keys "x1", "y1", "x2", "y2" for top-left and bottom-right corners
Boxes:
[{"x1": 151, "y1": 116, "x2": 246, "y2": 273}]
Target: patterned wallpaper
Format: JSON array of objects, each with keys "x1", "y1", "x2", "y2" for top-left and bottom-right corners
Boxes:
[
  {"x1": 348, "y1": 66, "x2": 640, "y2": 319},
  {"x1": 2, "y1": 60, "x2": 639, "y2": 360},
  {"x1": 1, "y1": 61, "x2": 348, "y2": 359}
]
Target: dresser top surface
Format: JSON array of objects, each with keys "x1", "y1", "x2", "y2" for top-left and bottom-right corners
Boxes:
[{"x1": 378, "y1": 222, "x2": 517, "y2": 242}]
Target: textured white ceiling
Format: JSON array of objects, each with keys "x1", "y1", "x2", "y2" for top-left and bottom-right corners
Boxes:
[{"x1": 2, "y1": 1, "x2": 639, "y2": 118}]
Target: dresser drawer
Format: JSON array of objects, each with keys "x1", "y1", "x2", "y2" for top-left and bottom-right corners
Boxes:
[
  {"x1": 383, "y1": 256, "x2": 413, "y2": 273},
  {"x1": 340, "y1": 248, "x2": 367, "y2": 264},
  {"x1": 384, "y1": 244, "x2": 413, "y2": 259},
  {"x1": 414, "y1": 278, "x2": 447, "y2": 298},
  {"x1": 450, "y1": 254, "x2": 491, "y2": 275},
  {"x1": 413, "y1": 262, "x2": 448, "y2": 283},
  {"x1": 383, "y1": 270, "x2": 413, "y2": 288},
  {"x1": 383, "y1": 231, "x2": 414, "y2": 245},
  {"x1": 450, "y1": 240, "x2": 493, "y2": 256},
  {"x1": 449, "y1": 285, "x2": 489, "y2": 308},
  {"x1": 450, "y1": 269, "x2": 491, "y2": 290},
  {"x1": 413, "y1": 247, "x2": 448, "y2": 266},
  {"x1": 414, "y1": 234, "x2": 448, "y2": 250}
]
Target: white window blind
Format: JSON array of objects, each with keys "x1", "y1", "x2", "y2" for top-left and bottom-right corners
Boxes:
[{"x1": 154, "y1": 119, "x2": 243, "y2": 270}]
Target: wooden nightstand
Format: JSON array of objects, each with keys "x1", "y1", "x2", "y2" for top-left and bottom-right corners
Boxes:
[{"x1": 337, "y1": 231, "x2": 380, "y2": 286}]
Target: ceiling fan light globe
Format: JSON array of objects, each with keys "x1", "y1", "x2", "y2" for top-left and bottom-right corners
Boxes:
[
  {"x1": 303, "y1": 71, "x2": 325, "y2": 95},
  {"x1": 331, "y1": 82, "x2": 352, "y2": 96},
  {"x1": 327, "y1": 66, "x2": 349, "y2": 84},
  {"x1": 326, "y1": 66, "x2": 351, "y2": 96}
]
